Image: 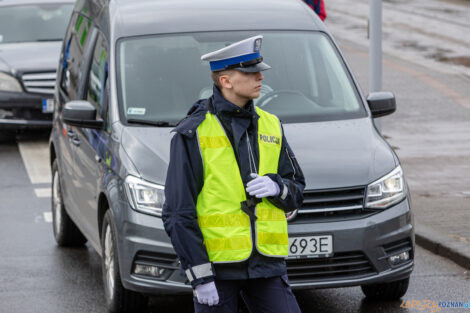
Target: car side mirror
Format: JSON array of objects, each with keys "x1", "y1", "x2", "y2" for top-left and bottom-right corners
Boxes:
[
  {"x1": 367, "y1": 92, "x2": 396, "y2": 118},
  {"x1": 62, "y1": 100, "x2": 104, "y2": 129}
]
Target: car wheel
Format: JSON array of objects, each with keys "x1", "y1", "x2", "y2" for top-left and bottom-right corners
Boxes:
[
  {"x1": 51, "y1": 159, "x2": 87, "y2": 246},
  {"x1": 361, "y1": 277, "x2": 410, "y2": 300},
  {"x1": 101, "y1": 210, "x2": 148, "y2": 313}
]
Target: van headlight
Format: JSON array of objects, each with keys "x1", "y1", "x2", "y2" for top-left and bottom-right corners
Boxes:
[
  {"x1": 365, "y1": 166, "x2": 406, "y2": 209},
  {"x1": 124, "y1": 176, "x2": 165, "y2": 217},
  {"x1": 0, "y1": 72, "x2": 23, "y2": 92}
]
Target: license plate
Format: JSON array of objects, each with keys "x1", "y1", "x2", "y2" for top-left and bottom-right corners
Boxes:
[
  {"x1": 42, "y1": 99, "x2": 54, "y2": 113},
  {"x1": 288, "y1": 235, "x2": 333, "y2": 258}
]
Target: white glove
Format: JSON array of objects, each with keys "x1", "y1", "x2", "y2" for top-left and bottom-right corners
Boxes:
[
  {"x1": 195, "y1": 281, "x2": 219, "y2": 306},
  {"x1": 246, "y1": 173, "x2": 280, "y2": 198}
]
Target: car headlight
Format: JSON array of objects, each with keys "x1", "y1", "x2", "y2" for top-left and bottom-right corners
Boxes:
[
  {"x1": 0, "y1": 72, "x2": 23, "y2": 92},
  {"x1": 365, "y1": 166, "x2": 406, "y2": 209},
  {"x1": 124, "y1": 176, "x2": 165, "y2": 217}
]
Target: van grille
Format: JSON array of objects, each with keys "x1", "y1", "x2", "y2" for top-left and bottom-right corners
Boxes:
[
  {"x1": 292, "y1": 186, "x2": 372, "y2": 223},
  {"x1": 21, "y1": 72, "x2": 56, "y2": 95},
  {"x1": 286, "y1": 251, "x2": 375, "y2": 283}
]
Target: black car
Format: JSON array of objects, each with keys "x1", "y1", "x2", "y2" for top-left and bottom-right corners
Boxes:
[
  {"x1": 50, "y1": 0, "x2": 414, "y2": 312},
  {"x1": 0, "y1": 0, "x2": 74, "y2": 138}
]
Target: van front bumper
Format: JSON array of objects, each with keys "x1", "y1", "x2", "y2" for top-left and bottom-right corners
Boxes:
[
  {"x1": 115, "y1": 200, "x2": 190, "y2": 295},
  {"x1": 287, "y1": 198, "x2": 414, "y2": 289},
  {"x1": 115, "y1": 197, "x2": 413, "y2": 295}
]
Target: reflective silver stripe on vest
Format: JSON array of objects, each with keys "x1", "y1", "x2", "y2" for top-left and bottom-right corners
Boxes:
[
  {"x1": 281, "y1": 183, "x2": 288, "y2": 200},
  {"x1": 185, "y1": 262, "x2": 213, "y2": 282}
]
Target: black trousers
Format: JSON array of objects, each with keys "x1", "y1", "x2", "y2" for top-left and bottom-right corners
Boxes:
[{"x1": 193, "y1": 275, "x2": 302, "y2": 313}]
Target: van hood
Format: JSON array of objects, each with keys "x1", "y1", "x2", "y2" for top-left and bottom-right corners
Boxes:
[
  {"x1": 0, "y1": 42, "x2": 62, "y2": 74},
  {"x1": 284, "y1": 118, "x2": 398, "y2": 190},
  {"x1": 121, "y1": 118, "x2": 398, "y2": 189},
  {"x1": 121, "y1": 126, "x2": 174, "y2": 186}
]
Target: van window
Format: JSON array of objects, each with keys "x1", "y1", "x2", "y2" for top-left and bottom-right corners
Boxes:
[
  {"x1": 59, "y1": 13, "x2": 93, "y2": 100},
  {"x1": 87, "y1": 33, "x2": 108, "y2": 119},
  {"x1": 117, "y1": 31, "x2": 366, "y2": 124}
]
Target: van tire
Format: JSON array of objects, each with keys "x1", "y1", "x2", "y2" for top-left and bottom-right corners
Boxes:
[
  {"x1": 101, "y1": 210, "x2": 148, "y2": 313},
  {"x1": 51, "y1": 160, "x2": 87, "y2": 246},
  {"x1": 361, "y1": 277, "x2": 410, "y2": 300}
]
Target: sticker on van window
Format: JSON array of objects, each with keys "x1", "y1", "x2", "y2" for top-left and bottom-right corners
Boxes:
[{"x1": 127, "y1": 107, "x2": 146, "y2": 115}]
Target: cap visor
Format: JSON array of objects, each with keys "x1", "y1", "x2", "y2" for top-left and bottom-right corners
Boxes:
[{"x1": 236, "y1": 62, "x2": 271, "y2": 73}]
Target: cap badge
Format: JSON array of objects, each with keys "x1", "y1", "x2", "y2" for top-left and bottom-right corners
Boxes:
[{"x1": 254, "y1": 38, "x2": 262, "y2": 52}]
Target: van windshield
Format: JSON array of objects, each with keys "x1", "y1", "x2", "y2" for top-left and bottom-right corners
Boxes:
[
  {"x1": 117, "y1": 31, "x2": 366, "y2": 124},
  {"x1": 0, "y1": 3, "x2": 74, "y2": 43}
]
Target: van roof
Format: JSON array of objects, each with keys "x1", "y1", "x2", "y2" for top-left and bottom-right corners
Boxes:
[{"x1": 110, "y1": 0, "x2": 326, "y2": 39}]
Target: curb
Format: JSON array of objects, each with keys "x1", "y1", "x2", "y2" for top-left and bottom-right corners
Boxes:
[{"x1": 415, "y1": 224, "x2": 470, "y2": 271}]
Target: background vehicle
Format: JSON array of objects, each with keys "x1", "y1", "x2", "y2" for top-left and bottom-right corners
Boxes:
[
  {"x1": 49, "y1": 0, "x2": 414, "y2": 312},
  {"x1": 0, "y1": 0, "x2": 74, "y2": 139}
]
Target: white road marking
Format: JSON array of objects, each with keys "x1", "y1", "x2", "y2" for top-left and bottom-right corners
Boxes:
[
  {"x1": 18, "y1": 141, "x2": 51, "y2": 184},
  {"x1": 43, "y1": 212, "x2": 52, "y2": 223},
  {"x1": 34, "y1": 188, "x2": 51, "y2": 198}
]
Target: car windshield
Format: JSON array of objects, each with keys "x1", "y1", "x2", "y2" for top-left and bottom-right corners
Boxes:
[
  {"x1": 117, "y1": 31, "x2": 366, "y2": 124},
  {"x1": 0, "y1": 3, "x2": 74, "y2": 43}
]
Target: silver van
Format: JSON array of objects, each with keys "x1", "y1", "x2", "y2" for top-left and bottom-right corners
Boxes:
[{"x1": 49, "y1": 0, "x2": 414, "y2": 312}]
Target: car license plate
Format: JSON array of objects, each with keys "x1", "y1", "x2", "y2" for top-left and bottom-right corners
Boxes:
[
  {"x1": 288, "y1": 235, "x2": 333, "y2": 258},
  {"x1": 42, "y1": 99, "x2": 54, "y2": 113}
]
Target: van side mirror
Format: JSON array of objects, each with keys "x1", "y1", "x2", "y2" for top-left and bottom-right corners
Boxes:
[
  {"x1": 367, "y1": 92, "x2": 396, "y2": 118},
  {"x1": 62, "y1": 100, "x2": 104, "y2": 129}
]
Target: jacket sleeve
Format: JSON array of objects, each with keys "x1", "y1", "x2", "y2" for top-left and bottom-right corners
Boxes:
[
  {"x1": 162, "y1": 132, "x2": 215, "y2": 288},
  {"x1": 266, "y1": 126, "x2": 306, "y2": 212}
]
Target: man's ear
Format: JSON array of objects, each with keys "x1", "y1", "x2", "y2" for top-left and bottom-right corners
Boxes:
[{"x1": 219, "y1": 74, "x2": 232, "y2": 90}]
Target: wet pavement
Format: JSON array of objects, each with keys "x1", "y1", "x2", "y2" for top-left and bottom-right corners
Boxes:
[{"x1": 326, "y1": 0, "x2": 470, "y2": 76}]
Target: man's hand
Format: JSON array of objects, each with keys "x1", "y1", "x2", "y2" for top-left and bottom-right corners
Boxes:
[
  {"x1": 195, "y1": 281, "x2": 219, "y2": 306},
  {"x1": 246, "y1": 173, "x2": 280, "y2": 198}
]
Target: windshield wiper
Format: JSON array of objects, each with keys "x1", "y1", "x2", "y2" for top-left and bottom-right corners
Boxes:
[{"x1": 127, "y1": 119, "x2": 176, "y2": 127}]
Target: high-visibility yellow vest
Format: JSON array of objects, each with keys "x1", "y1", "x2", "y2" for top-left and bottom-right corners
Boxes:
[{"x1": 196, "y1": 107, "x2": 288, "y2": 263}]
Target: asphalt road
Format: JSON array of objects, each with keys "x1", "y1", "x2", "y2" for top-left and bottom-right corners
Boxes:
[{"x1": 1, "y1": 133, "x2": 469, "y2": 313}]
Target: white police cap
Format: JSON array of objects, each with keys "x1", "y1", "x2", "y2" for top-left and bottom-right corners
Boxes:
[{"x1": 201, "y1": 35, "x2": 271, "y2": 72}]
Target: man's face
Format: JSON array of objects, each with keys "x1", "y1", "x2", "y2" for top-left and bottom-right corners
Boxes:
[{"x1": 229, "y1": 70, "x2": 264, "y2": 100}]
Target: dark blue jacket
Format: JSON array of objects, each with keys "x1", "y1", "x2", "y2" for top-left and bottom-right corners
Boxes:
[{"x1": 162, "y1": 86, "x2": 305, "y2": 288}]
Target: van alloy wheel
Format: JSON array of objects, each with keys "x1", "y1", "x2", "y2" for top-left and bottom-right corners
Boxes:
[
  {"x1": 51, "y1": 159, "x2": 86, "y2": 246},
  {"x1": 52, "y1": 171, "x2": 62, "y2": 237},
  {"x1": 104, "y1": 224, "x2": 115, "y2": 299},
  {"x1": 101, "y1": 210, "x2": 148, "y2": 313}
]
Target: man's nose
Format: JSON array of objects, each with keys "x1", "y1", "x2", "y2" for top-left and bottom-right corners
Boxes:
[{"x1": 256, "y1": 72, "x2": 264, "y2": 80}]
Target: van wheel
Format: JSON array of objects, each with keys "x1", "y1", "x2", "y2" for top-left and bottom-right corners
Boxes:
[
  {"x1": 361, "y1": 277, "x2": 410, "y2": 300},
  {"x1": 101, "y1": 210, "x2": 148, "y2": 313},
  {"x1": 51, "y1": 160, "x2": 87, "y2": 246}
]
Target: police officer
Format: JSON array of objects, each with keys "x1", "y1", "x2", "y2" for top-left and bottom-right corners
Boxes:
[{"x1": 162, "y1": 35, "x2": 305, "y2": 313}]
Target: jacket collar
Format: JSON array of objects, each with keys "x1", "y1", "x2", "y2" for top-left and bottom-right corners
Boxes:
[
  {"x1": 172, "y1": 85, "x2": 261, "y2": 137},
  {"x1": 211, "y1": 85, "x2": 258, "y2": 119},
  {"x1": 172, "y1": 99, "x2": 207, "y2": 137}
]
